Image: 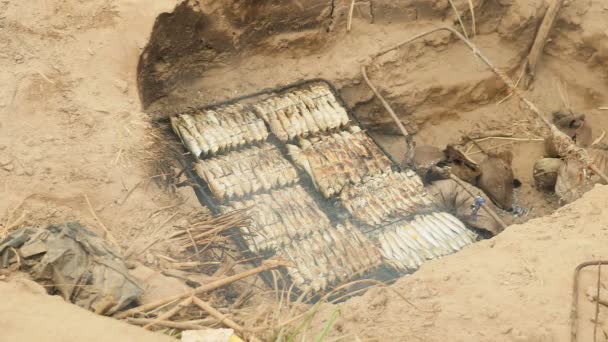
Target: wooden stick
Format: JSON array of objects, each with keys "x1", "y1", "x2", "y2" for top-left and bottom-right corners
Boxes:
[
  {"x1": 450, "y1": 174, "x2": 508, "y2": 230},
  {"x1": 599, "y1": 107, "x2": 608, "y2": 111},
  {"x1": 84, "y1": 194, "x2": 121, "y2": 251},
  {"x1": 114, "y1": 259, "x2": 288, "y2": 319},
  {"x1": 360, "y1": 66, "x2": 409, "y2": 138},
  {"x1": 523, "y1": 0, "x2": 565, "y2": 88},
  {"x1": 143, "y1": 296, "x2": 193, "y2": 330},
  {"x1": 364, "y1": 26, "x2": 608, "y2": 185}
]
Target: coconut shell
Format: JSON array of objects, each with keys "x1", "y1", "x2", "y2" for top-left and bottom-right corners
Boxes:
[{"x1": 533, "y1": 158, "x2": 562, "y2": 190}]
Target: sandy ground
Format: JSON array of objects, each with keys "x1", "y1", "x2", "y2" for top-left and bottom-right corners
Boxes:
[
  {"x1": 1, "y1": 0, "x2": 608, "y2": 341},
  {"x1": 309, "y1": 185, "x2": 608, "y2": 342},
  {"x1": 0, "y1": 277, "x2": 173, "y2": 342}
]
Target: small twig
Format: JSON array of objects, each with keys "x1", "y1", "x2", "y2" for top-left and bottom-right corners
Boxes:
[
  {"x1": 592, "y1": 130, "x2": 606, "y2": 146},
  {"x1": 347, "y1": 0, "x2": 356, "y2": 32},
  {"x1": 118, "y1": 181, "x2": 142, "y2": 206},
  {"x1": 467, "y1": 0, "x2": 476, "y2": 37},
  {"x1": 143, "y1": 296, "x2": 193, "y2": 330},
  {"x1": 497, "y1": 66, "x2": 526, "y2": 104},
  {"x1": 184, "y1": 225, "x2": 200, "y2": 256},
  {"x1": 127, "y1": 318, "x2": 207, "y2": 330},
  {"x1": 473, "y1": 136, "x2": 544, "y2": 143},
  {"x1": 84, "y1": 194, "x2": 121, "y2": 251},
  {"x1": 468, "y1": 142, "x2": 514, "y2": 156},
  {"x1": 465, "y1": 135, "x2": 488, "y2": 156},
  {"x1": 599, "y1": 107, "x2": 608, "y2": 111},
  {"x1": 113, "y1": 148, "x2": 123, "y2": 166},
  {"x1": 447, "y1": 0, "x2": 469, "y2": 39},
  {"x1": 594, "y1": 262, "x2": 601, "y2": 342}
]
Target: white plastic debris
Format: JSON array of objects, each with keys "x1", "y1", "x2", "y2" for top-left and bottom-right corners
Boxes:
[{"x1": 181, "y1": 329, "x2": 241, "y2": 342}]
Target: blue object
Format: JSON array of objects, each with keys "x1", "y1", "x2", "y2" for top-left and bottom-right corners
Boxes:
[{"x1": 471, "y1": 196, "x2": 486, "y2": 221}]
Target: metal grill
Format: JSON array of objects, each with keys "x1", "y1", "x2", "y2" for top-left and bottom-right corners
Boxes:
[{"x1": 170, "y1": 80, "x2": 478, "y2": 295}]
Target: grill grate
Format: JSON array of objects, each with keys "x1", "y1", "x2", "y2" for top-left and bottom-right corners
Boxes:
[{"x1": 170, "y1": 80, "x2": 477, "y2": 296}]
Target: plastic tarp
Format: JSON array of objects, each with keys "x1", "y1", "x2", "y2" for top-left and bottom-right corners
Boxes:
[{"x1": 0, "y1": 222, "x2": 143, "y2": 315}]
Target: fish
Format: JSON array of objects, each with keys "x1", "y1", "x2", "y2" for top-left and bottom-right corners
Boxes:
[
  {"x1": 415, "y1": 215, "x2": 452, "y2": 249},
  {"x1": 410, "y1": 218, "x2": 449, "y2": 256},
  {"x1": 421, "y1": 215, "x2": 461, "y2": 252},
  {"x1": 300, "y1": 94, "x2": 327, "y2": 131},
  {"x1": 176, "y1": 123, "x2": 203, "y2": 158}
]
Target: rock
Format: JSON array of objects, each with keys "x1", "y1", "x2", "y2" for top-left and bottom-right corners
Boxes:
[
  {"x1": 2, "y1": 162, "x2": 14, "y2": 171},
  {"x1": 533, "y1": 158, "x2": 562, "y2": 190}
]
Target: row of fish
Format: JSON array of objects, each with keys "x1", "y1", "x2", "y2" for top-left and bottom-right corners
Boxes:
[
  {"x1": 340, "y1": 171, "x2": 437, "y2": 226},
  {"x1": 287, "y1": 126, "x2": 393, "y2": 198},
  {"x1": 376, "y1": 212, "x2": 477, "y2": 271},
  {"x1": 253, "y1": 84, "x2": 350, "y2": 141},
  {"x1": 171, "y1": 104, "x2": 269, "y2": 158},
  {"x1": 220, "y1": 185, "x2": 332, "y2": 253},
  {"x1": 194, "y1": 143, "x2": 299, "y2": 201},
  {"x1": 278, "y1": 222, "x2": 382, "y2": 293}
]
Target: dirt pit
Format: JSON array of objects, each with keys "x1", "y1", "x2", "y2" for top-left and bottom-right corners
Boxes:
[
  {"x1": 138, "y1": 0, "x2": 608, "y2": 225},
  {"x1": 2, "y1": 0, "x2": 608, "y2": 341}
]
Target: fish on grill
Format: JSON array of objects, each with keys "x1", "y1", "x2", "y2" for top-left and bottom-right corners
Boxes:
[
  {"x1": 252, "y1": 84, "x2": 350, "y2": 141},
  {"x1": 375, "y1": 212, "x2": 476, "y2": 271},
  {"x1": 194, "y1": 143, "x2": 299, "y2": 201},
  {"x1": 277, "y1": 224, "x2": 382, "y2": 294},
  {"x1": 171, "y1": 104, "x2": 268, "y2": 158},
  {"x1": 220, "y1": 185, "x2": 332, "y2": 254},
  {"x1": 340, "y1": 171, "x2": 436, "y2": 226},
  {"x1": 287, "y1": 127, "x2": 393, "y2": 198}
]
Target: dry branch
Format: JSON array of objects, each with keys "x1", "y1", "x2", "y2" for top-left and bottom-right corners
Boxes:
[
  {"x1": 524, "y1": 0, "x2": 565, "y2": 88},
  {"x1": 114, "y1": 259, "x2": 289, "y2": 319}
]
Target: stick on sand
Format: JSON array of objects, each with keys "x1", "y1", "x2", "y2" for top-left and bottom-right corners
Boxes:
[{"x1": 114, "y1": 259, "x2": 288, "y2": 319}]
